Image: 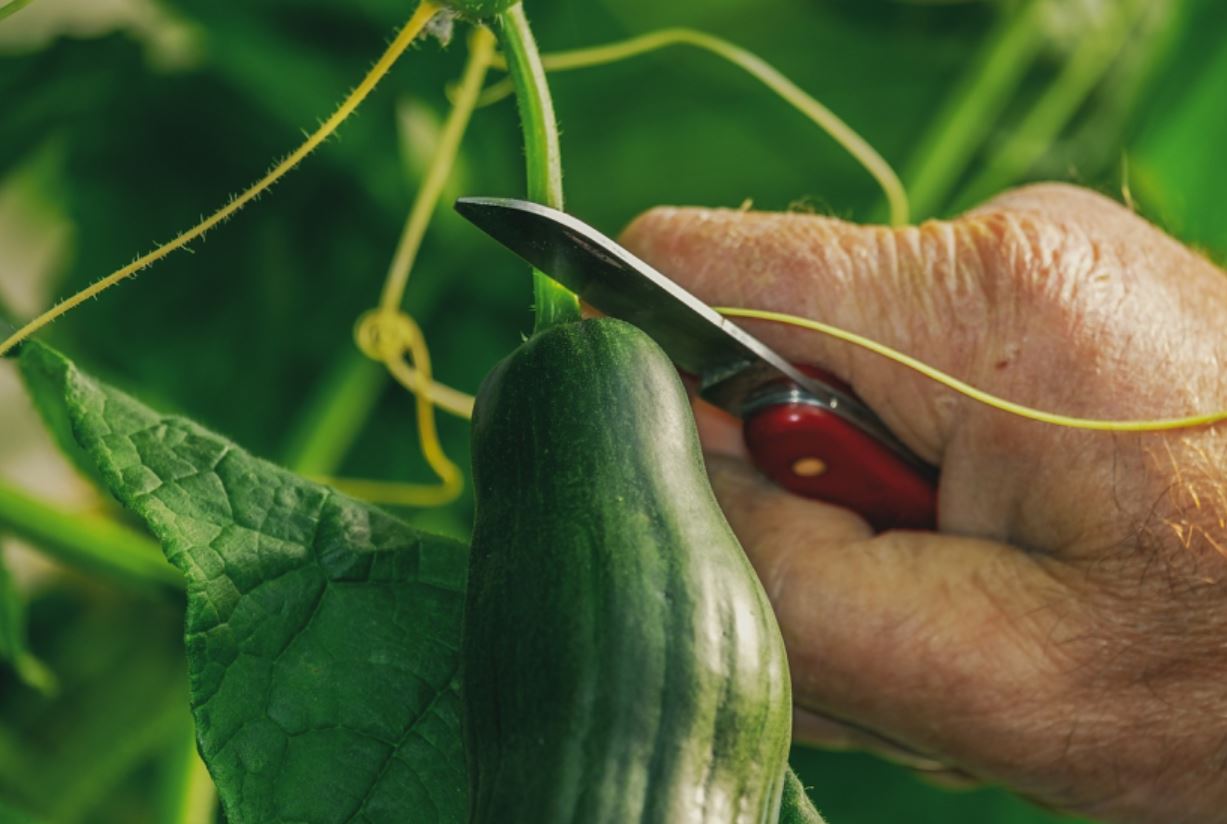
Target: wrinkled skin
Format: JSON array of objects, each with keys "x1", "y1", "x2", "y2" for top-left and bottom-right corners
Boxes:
[{"x1": 621, "y1": 184, "x2": 1227, "y2": 824}]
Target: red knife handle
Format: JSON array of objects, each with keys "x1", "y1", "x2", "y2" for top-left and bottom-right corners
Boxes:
[{"x1": 743, "y1": 378, "x2": 937, "y2": 532}]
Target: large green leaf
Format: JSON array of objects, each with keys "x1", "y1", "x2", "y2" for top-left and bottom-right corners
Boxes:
[{"x1": 18, "y1": 341, "x2": 468, "y2": 824}]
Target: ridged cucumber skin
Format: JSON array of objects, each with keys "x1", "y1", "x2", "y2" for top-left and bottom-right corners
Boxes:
[{"x1": 464, "y1": 318, "x2": 792, "y2": 824}]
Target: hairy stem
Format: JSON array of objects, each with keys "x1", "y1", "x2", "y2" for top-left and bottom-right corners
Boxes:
[
  {"x1": 0, "y1": 0, "x2": 441, "y2": 358},
  {"x1": 285, "y1": 29, "x2": 493, "y2": 478},
  {"x1": 380, "y1": 26, "x2": 498, "y2": 314},
  {"x1": 496, "y1": 4, "x2": 581, "y2": 332}
]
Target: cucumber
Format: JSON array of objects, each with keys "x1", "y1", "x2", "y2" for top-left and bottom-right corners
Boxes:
[{"x1": 463, "y1": 318, "x2": 793, "y2": 823}]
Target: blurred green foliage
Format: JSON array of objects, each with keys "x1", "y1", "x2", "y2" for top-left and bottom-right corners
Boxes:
[{"x1": 1, "y1": 0, "x2": 1225, "y2": 820}]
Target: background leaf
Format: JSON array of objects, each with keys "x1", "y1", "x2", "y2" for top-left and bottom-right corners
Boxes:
[{"x1": 18, "y1": 341, "x2": 469, "y2": 824}]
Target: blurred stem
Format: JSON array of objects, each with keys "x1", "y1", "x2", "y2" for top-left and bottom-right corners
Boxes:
[
  {"x1": 496, "y1": 4, "x2": 580, "y2": 333},
  {"x1": 158, "y1": 717, "x2": 217, "y2": 824},
  {"x1": 52, "y1": 674, "x2": 188, "y2": 823},
  {"x1": 901, "y1": 0, "x2": 1048, "y2": 218},
  {"x1": 0, "y1": 542, "x2": 57, "y2": 694},
  {"x1": 0, "y1": 0, "x2": 441, "y2": 358},
  {"x1": 0, "y1": 480, "x2": 182, "y2": 593},
  {"x1": 0, "y1": 0, "x2": 35, "y2": 22},
  {"x1": 1065, "y1": 4, "x2": 1182, "y2": 182},
  {"x1": 954, "y1": 0, "x2": 1150, "y2": 209},
  {"x1": 282, "y1": 351, "x2": 387, "y2": 476}
]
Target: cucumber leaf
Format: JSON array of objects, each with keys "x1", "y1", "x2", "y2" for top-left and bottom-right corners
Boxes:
[{"x1": 18, "y1": 341, "x2": 468, "y2": 824}]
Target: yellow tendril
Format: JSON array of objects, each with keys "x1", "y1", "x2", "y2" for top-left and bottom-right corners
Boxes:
[
  {"x1": 0, "y1": 0, "x2": 442, "y2": 358},
  {"x1": 380, "y1": 26, "x2": 496, "y2": 316},
  {"x1": 717, "y1": 307, "x2": 1227, "y2": 432},
  {"x1": 479, "y1": 28, "x2": 909, "y2": 225},
  {"x1": 342, "y1": 27, "x2": 494, "y2": 509},
  {"x1": 354, "y1": 309, "x2": 464, "y2": 508}
]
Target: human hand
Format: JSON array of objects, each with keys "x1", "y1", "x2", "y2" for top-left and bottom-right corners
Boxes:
[{"x1": 621, "y1": 184, "x2": 1227, "y2": 824}]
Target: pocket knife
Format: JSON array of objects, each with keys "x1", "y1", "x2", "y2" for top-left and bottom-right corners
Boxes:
[{"x1": 455, "y1": 196, "x2": 938, "y2": 531}]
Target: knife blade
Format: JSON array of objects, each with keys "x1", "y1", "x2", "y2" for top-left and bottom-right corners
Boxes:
[{"x1": 455, "y1": 196, "x2": 938, "y2": 529}]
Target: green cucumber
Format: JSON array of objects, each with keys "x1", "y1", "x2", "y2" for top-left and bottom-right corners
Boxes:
[{"x1": 463, "y1": 318, "x2": 793, "y2": 823}]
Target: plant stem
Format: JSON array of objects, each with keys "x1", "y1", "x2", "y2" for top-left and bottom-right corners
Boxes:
[
  {"x1": 0, "y1": 480, "x2": 182, "y2": 592},
  {"x1": 0, "y1": 539, "x2": 57, "y2": 693},
  {"x1": 496, "y1": 3, "x2": 581, "y2": 332},
  {"x1": 158, "y1": 716, "x2": 217, "y2": 824},
  {"x1": 953, "y1": 0, "x2": 1150, "y2": 209},
  {"x1": 901, "y1": 0, "x2": 1048, "y2": 218},
  {"x1": 0, "y1": 0, "x2": 441, "y2": 358},
  {"x1": 285, "y1": 29, "x2": 495, "y2": 478},
  {"x1": 380, "y1": 26, "x2": 499, "y2": 313},
  {"x1": 51, "y1": 666, "x2": 189, "y2": 822},
  {"x1": 0, "y1": 0, "x2": 35, "y2": 22},
  {"x1": 484, "y1": 28, "x2": 908, "y2": 225},
  {"x1": 1055, "y1": 3, "x2": 1180, "y2": 183}
]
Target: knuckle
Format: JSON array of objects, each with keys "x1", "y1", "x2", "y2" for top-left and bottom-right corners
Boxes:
[
  {"x1": 944, "y1": 203, "x2": 1126, "y2": 365},
  {"x1": 978, "y1": 181, "x2": 1124, "y2": 216},
  {"x1": 618, "y1": 205, "x2": 687, "y2": 254}
]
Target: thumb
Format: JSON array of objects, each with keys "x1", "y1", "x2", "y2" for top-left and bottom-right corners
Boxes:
[{"x1": 703, "y1": 454, "x2": 1095, "y2": 801}]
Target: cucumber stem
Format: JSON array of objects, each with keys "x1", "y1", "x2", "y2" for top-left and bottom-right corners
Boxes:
[{"x1": 496, "y1": 4, "x2": 581, "y2": 332}]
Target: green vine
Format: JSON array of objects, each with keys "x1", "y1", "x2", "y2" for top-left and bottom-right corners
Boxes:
[
  {"x1": 0, "y1": 0, "x2": 35, "y2": 23},
  {"x1": 482, "y1": 28, "x2": 909, "y2": 225},
  {"x1": 496, "y1": 4, "x2": 581, "y2": 333}
]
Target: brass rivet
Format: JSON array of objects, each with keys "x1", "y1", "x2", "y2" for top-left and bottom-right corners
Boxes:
[{"x1": 792, "y1": 457, "x2": 827, "y2": 478}]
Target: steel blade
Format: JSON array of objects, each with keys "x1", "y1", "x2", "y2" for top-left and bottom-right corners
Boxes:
[{"x1": 454, "y1": 196, "x2": 920, "y2": 464}]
